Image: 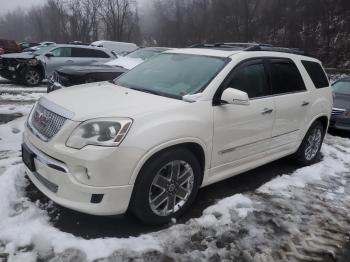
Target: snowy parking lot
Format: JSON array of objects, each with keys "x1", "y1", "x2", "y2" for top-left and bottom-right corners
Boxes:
[{"x1": 0, "y1": 77, "x2": 350, "y2": 261}]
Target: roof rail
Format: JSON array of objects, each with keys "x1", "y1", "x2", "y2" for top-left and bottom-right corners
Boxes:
[
  {"x1": 190, "y1": 42, "x2": 264, "y2": 49},
  {"x1": 245, "y1": 45, "x2": 306, "y2": 55},
  {"x1": 189, "y1": 42, "x2": 310, "y2": 56}
]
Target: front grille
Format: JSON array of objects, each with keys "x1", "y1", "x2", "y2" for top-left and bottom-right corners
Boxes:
[
  {"x1": 0, "y1": 58, "x2": 23, "y2": 68},
  {"x1": 29, "y1": 103, "x2": 67, "y2": 141},
  {"x1": 332, "y1": 108, "x2": 346, "y2": 116}
]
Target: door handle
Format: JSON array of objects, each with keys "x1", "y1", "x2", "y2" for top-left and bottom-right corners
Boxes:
[
  {"x1": 66, "y1": 60, "x2": 74, "y2": 63},
  {"x1": 262, "y1": 108, "x2": 273, "y2": 115},
  {"x1": 302, "y1": 101, "x2": 310, "y2": 107}
]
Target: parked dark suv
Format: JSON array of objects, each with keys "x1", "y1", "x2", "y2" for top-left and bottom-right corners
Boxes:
[
  {"x1": 330, "y1": 77, "x2": 350, "y2": 131},
  {"x1": 0, "y1": 39, "x2": 21, "y2": 55}
]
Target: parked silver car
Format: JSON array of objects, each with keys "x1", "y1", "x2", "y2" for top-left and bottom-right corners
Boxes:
[{"x1": 0, "y1": 44, "x2": 114, "y2": 86}]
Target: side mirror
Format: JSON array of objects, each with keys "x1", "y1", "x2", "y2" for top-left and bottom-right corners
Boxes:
[
  {"x1": 221, "y1": 87, "x2": 250, "y2": 105},
  {"x1": 45, "y1": 52, "x2": 54, "y2": 57}
]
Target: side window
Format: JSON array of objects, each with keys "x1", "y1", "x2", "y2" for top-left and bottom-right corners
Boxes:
[
  {"x1": 71, "y1": 48, "x2": 110, "y2": 58},
  {"x1": 92, "y1": 50, "x2": 110, "y2": 58},
  {"x1": 270, "y1": 59, "x2": 306, "y2": 95},
  {"x1": 301, "y1": 60, "x2": 329, "y2": 89},
  {"x1": 71, "y1": 48, "x2": 88, "y2": 57},
  {"x1": 51, "y1": 47, "x2": 72, "y2": 57},
  {"x1": 226, "y1": 63, "x2": 270, "y2": 99}
]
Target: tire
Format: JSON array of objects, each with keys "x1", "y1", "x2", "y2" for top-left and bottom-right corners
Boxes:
[
  {"x1": 294, "y1": 121, "x2": 325, "y2": 166},
  {"x1": 130, "y1": 148, "x2": 202, "y2": 225},
  {"x1": 22, "y1": 68, "x2": 42, "y2": 86}
]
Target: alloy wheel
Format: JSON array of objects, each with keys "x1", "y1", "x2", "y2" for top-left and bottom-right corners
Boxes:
[
  {"x1": 149, "y1": 160, "x2": 194, "y2": 216},
  {"x1": 25, "y1": 70, "x2": 40, "y2": 85},
  {"x1": 305, "y1": 127, "x2": 322, "y2": 161}
]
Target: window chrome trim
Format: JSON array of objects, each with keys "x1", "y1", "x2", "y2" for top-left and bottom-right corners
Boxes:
[
  {"x1": 249, "y1": 90, "x2": 308, "y2": 101},
  {"x1": 39, "y1": 97, "x2": 75, "y2": 119}
]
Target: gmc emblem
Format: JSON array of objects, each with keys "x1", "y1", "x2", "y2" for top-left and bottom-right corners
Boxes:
[{"x1": 33, "y1": 111, "x2": 48, "y2": 126}]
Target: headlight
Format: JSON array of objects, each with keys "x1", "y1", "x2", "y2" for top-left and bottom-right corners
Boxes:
[
  {"x1": 344, "y1": 111, "x2": 350, "y2": 117},
  {"x1": 27, "y1": 59, "x2": 39, "y2": 66},
  {"x1": 66, "y1": 118, "x2": 133, "y2": 149}
]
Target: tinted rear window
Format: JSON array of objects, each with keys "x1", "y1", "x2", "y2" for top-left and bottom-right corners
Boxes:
[
  {"x1": 301, "y1": 60, "x2": 329, "y2": 89},
  {"x1": 270, "y1": 59, "x2": 306, "y2": 95},
  {"x1": 72, "y1": 48, "x2": 110, "y2": 58}
]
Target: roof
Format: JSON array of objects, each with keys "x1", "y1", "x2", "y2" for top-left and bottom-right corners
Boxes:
[
  {"x1": 50, "y1": 44, "x2": 111, "y2": 51},
  {"x1": 141, "y1": 47, "x2": 174, "y2": 52},
  {"x1": 91, "y1": 40, "x2": 138, "y2": 47},
  {"x1": 166, "y1": 48, "x2": 241, "y2": 58}
]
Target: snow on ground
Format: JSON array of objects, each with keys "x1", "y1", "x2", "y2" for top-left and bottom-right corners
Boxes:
[
  {"x1": 0, "y1": 78, "x2": 350, "y2": 261},
  {"x1": 0, "y1": 93, "x2": 43, "y2": 102}
]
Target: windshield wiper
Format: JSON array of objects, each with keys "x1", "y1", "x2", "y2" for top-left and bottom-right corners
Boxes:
[{"x1": 129, "y1": 87, "x2": 160, "y2": 96}]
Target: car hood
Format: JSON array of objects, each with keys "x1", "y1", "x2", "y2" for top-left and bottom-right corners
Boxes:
[
  {"x1": 0, "y1": 52, "x2": 34, "y2": 59},
  {"x1": 333, "y1": 92, "x2": 350, "y2": 110},
  {"x1": 57, "y1": 64, "x2": 127, "y2": 76},
  {"x1": 105, "y1": 57, "x2": 144, "y2": 70},
  {"x1": 43, "y1": 81, "x2": 183, "y2": 121}
]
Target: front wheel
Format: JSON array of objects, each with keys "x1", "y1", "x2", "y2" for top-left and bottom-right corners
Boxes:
[
  {"x1": 294, "y1": 121, "x2": 325, "y2": 166},
  {"x1": 22, "y1": 68, "x2": 42, "y2": 86},
  {"x1": 130, "y1": 148, "x2": 202, "y2": 225}
]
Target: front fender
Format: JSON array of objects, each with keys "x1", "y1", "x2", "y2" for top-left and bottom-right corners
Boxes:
[{"x1": 128, "y1": 137, "x2": 209, "y2": 185}]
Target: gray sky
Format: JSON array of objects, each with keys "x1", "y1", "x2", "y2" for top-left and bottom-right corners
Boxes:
[
  {"x1": 0, "y1": 0, "x2": 146, "y2": 13},
  {"x1": 0, "y1": 0, "x2": 46, "y2": 13}
]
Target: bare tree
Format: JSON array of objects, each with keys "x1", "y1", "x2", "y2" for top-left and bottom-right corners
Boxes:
[{"x1": 100, "y1": 0, "x2": 138, "y2": 41}]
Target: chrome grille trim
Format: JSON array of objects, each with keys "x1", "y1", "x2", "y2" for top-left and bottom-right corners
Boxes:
[
  {"x1": 332, "y1": 107, "x2": 346, "y2": 116},
  {"x1": 39, "y1": 97, "x2": 75, "y2": 119},
  {"x1": 28, "y1": 101, "x2": 68, "y2": 141}
]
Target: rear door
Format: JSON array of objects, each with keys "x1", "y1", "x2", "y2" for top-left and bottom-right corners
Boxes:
[
  {"x1": 71, "y1": 48, "x2": 112, "y2": 64},
  {"x1": 268, "y1": 58, "x2": 310, "y2": 149}
]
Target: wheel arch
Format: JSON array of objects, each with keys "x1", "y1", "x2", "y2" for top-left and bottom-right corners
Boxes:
[
  {"x1": 129, "y1": 138, "x2": 208, "y2": 186},
  {"x1": 307, "y1": 114, "x2": 329, "y2": 133}
]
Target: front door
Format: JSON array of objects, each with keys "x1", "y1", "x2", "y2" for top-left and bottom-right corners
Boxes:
[
  {"x1": 211, "y1": 59, "x2": 275, "y2": 178},
  {"x1": 43, "y1": 47, "x2": 73, "y2": 77}
]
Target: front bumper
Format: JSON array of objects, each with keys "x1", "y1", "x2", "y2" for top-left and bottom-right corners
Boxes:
[
  {"x1": 22, "y1": 125, "x2": 144, "y2": 216},
  {"x1": 330, "y1": 115, "x2": 350, "y2": 131},
  {"x1": 47, "y1": 72, "x2": 67, "y2": 93}
]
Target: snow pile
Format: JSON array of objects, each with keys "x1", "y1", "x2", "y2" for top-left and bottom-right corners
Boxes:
[{"x1": 0, "y1": 107, "x2": 350, "y2": 260}]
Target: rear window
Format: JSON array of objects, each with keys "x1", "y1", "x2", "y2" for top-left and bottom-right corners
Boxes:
[
  {"x1": 270, "y1": 59, "x2": 306, "y2": 95},
  {"x1": 301, "y1": 60, "x2": 329, "y2": 89},
  {"x1": 72, "y1": 48, "x2": 110, "y2": 58}
]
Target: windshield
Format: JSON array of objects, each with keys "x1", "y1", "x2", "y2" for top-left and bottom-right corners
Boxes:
[
  {"x1": 33, "y1": 46, "x2": 54, "y2": 55},
  {"x1": 332, "y1": 81, "x2": 350, "y2": 95},
  {"x1": 114, "y1": 53, "x2": 227, "y2": 99},
  {"x1": 126, "y1": 49, "x2": 161, "y2": 60}
]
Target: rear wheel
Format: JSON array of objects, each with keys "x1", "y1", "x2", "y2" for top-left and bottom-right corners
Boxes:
[
  {"x1": 23, "y1": 68, "x2": 42, "y2": 86},
  {"x1": 294, "y1": 121, "x2": 325, "y2": 166},
  {"x1": 130, "y1": 148, "x2": 201, "y2": 225}
]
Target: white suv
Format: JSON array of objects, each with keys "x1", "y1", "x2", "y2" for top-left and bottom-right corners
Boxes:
[{"x1": 22, "y1": 44, "x2": 332, "y2": 225}]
